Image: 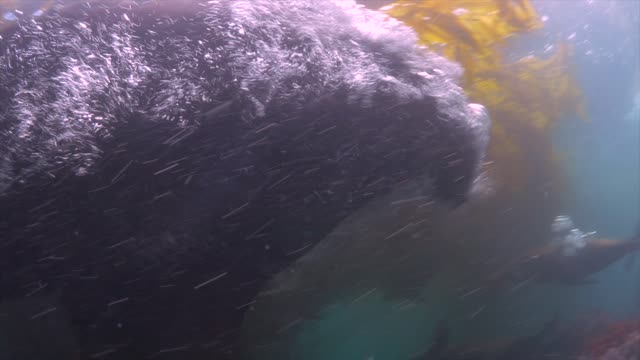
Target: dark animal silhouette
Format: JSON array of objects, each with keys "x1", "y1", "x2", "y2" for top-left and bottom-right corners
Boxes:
[
  {"x1": 0, "y1": 0, "x2": 489, "y2": 359},
  {"x1": 489, "y1": 229, "x2": 640, "y2": 288}
]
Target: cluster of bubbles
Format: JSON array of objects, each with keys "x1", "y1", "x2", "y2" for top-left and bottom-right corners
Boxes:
[{"x1": 551, "y1": 215, "x2": 596, "y2": 256}]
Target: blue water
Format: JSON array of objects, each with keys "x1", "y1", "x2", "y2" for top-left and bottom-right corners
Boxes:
[{"x1": 550, "y1": 0, "x2": 640, "y2": 321}]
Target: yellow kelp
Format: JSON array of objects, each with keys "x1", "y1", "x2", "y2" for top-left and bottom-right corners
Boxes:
[{"x1": 385, "y1": 0, "x2": 587, "y2": 193}]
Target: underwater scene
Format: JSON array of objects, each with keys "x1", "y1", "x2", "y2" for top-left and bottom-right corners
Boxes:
[{"x1": 0, "y1": 0, "x2": 638, "y2": 359}]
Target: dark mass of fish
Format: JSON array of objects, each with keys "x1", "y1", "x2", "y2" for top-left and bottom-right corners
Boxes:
[{"x1": 0, "y1": 0, "x2": 490, "y2": 358}]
